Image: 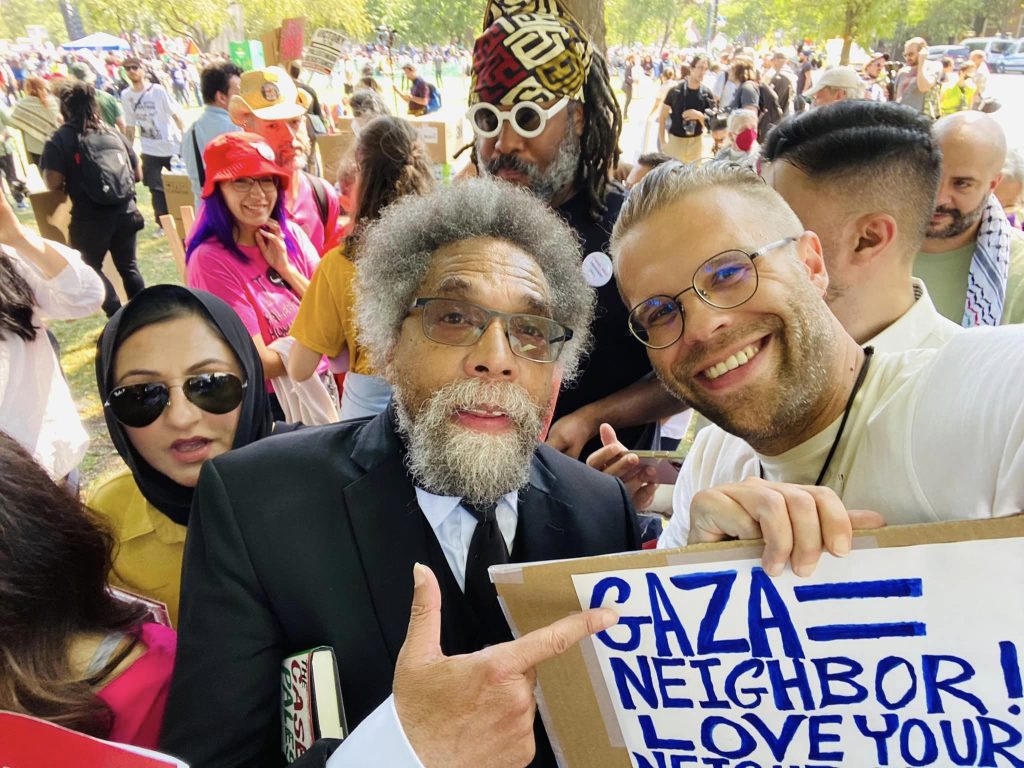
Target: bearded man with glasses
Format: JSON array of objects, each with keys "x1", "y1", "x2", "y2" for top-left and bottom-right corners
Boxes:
[
  {"x1": 467, "y1": 0, "x2": 686, "y2": 462},
  {"x1": 161, "y1": 178, "x2": 640, "y2": 768},
  {"x1": 606, "y1": 160, "x2": 1024, "y2": 579}
]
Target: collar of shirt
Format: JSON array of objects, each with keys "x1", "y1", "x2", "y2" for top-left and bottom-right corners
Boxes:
[
  {"x1": 866, "y1": 278, "x2": 961, "y2": 354},
  {"x1": 415, "y1": 487, "x2": 519, "y2": 591}
]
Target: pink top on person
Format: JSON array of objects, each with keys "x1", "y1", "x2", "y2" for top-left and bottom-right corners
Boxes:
[
  {"x1": 289, "y1": 173, "x2": 341, "y2": 253},
  {"x1": 185, "y1": 222, "x2": 328, "y2": 386},
  {"x1": 96, "y1": 622, "x2": 177, "y2": 749}
]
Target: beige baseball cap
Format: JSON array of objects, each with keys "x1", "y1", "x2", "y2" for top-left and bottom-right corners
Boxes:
[
  {"x1": 228, "y1": 66, "x2": 311, "y2": 124},
  {"x1": 804, "y1": 66, "x2": 864, "y2": 96}
]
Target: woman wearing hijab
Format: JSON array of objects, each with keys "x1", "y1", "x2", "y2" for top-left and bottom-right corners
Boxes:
[{"x1": 89, "y1": 285, "x2": 281, "y2": 627}]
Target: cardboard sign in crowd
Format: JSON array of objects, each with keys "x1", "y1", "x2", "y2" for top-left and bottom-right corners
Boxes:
[{"x1": 495, "y1": 516, "x2": 1024, "y2": 768}]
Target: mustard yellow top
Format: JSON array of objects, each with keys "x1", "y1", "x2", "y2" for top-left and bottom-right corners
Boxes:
[
  {"x1": 88, "y1": 470, "x2": 187, "y2": 628},
  {"x1": 290, "y1": 245, "x2": 374, "y2": 375}
]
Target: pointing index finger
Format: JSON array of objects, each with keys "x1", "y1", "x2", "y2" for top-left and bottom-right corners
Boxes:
[{"x1": 500, "y1": 607, "x2": 618, "y2": 674}]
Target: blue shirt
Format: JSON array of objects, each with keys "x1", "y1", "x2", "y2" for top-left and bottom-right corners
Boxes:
[
  {"x1": 326, "y1": 488, "x2": 520, "y2": 767},
  {"x1": 182, "y1": 105, "x2": 239, "y2": 208}
]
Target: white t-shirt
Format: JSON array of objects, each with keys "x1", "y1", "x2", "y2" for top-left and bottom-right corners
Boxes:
[
  {"x1": 660, "y1": 326, "x2": 1024, "y2": 548},
  {"x1": 121, "y1": 83, "x2": 182, "y2": 157},
  {"x1": 0, "y1": 242, "x2": 103, "y2": 478}
]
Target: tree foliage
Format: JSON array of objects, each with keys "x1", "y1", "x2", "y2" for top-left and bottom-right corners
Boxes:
[
  {"x1": 0, "y1": 0, "x2": 70, "y2": 42},
  {"x1": 606, "y1": 0, "x2": 703, "y2": 48},
  {"x1": 708, "y1": 0, "x2": 1019, "y2": 54}
]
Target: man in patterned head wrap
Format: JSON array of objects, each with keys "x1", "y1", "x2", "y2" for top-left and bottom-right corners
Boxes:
[{"x1": 468, "y1": 0, "x2": 685, "y2": 463}]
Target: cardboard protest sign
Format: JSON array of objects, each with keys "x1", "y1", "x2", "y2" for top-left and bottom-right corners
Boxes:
[
  {"x1": 493, "y1": 515, "x2": 1024, "y2": 767},
  {"x1": 304, "y1": 29, "x2": 345, "y2": 76}
]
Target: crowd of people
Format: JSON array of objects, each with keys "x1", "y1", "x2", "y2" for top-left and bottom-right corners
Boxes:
[{"x1": 0, "y1": 1, "x2": 1023, "y2": 766}]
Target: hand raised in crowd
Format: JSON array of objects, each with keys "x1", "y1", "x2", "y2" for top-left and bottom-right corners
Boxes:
[
  {"x1": 545, "y1": 409, "x2": 598, "y2": 460},
  {"x1": 688, "y1": 476, "x2": 886, "y2": 578},
  {"x1": 0, "y1": 191, "x2": 26, "y2": 246},
  {"x1": 586, "y1": 423, "x2": 658, "y2": 511},
  {"x1": 393, "y1": 564, "x2": 618, "y2": 768}
]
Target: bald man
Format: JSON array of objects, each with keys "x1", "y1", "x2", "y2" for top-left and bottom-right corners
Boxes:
[{"x1": 915, "y1": 112, "x2": 1024, "y2": 326}]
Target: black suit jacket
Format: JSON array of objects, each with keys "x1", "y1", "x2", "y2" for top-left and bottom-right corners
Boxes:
[{"x1": 160, "y1": 407, "x2": 640, "y2": 767}]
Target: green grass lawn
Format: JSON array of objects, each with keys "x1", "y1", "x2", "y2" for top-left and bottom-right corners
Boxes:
[{"x1": 23, "y1": 186, "x2": 185, "y2": 494}]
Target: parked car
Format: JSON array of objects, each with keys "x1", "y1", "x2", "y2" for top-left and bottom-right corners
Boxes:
[
  {"x1": 927, "y1": 45, "x2": 970, "y2": 66},
  {"x1": 960, "y1": 36, "x2": 1018, "y2": 68},
  {"x1": 998, "y1": 39, "x2": 1024, "y2": 73}
]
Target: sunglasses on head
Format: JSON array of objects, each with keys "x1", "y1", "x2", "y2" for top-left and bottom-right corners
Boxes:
[
  {"x1": 105, "y1": 372, "x2": 246, "y2": 428},
  {"x1": 466, "y1": 97, "x2": 569, "y2": 139}
]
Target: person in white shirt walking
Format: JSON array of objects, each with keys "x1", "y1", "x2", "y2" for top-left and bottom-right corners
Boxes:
[{"x1": 120, "y1": 56, "x2": 184, "y2": 231}]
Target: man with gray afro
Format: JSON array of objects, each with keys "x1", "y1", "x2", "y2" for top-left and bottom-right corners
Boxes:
[{"x1": 163, "y1": 177, "x2": 639, "y2": 768}]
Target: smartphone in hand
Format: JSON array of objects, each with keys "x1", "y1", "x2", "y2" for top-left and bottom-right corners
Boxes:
[{"x1": 632, "y1": 449, "x2": 686, "y2": 484}]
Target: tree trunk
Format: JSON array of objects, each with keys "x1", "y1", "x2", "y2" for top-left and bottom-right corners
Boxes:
[
  {"x1": 562, "y1": 0, "x2": 606, "y2": 54},
  {"x1": 660, "y1": 11, "x2": 676, "y2": 52},
  {"x1": 839, "y1": 0, "x2": 856, "y2": 65}
]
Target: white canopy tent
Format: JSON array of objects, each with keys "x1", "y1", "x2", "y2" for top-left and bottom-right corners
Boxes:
[{"x1": 60, "y1": 33, "x2": 130, "y2": 51}]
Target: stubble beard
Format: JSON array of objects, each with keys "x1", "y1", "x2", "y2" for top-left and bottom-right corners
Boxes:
[
  {"x1": 927, "y1": 196, "x2": 988, "y2": 240},
  {"x1": 393, "y1": 378, "x2": 548, "y2": 507},
  {"x1": 654, "y1": 294, "x2": 837, "y2": 450}
]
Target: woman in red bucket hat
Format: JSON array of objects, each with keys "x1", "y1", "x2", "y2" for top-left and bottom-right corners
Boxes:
[{"x1": 185, "y1": 132, "x2": 328, "y2": 418}]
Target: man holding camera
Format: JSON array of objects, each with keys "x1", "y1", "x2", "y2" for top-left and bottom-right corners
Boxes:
[
  {"x1": 896, "y1": 37, "x2": 940, "y2": 117},
  {"x1": 658, "y1": 53, "x2": 717, "y2": 164}
]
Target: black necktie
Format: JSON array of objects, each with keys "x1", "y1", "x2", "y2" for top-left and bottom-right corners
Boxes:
[{"x1": 463, "y1": 500, "x2": 512, "y2": 646}]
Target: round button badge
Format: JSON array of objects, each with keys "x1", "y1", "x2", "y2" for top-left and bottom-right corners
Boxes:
[{"x1": 582, "y1": 251, "x2": 614, "y2": 288}]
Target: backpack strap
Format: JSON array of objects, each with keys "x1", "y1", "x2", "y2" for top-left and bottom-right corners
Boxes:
[
  {"x1": 191, "y1": 128, "x2": 205, "y2": 188},
  {"x1": 304, "y1": 171, "x2": 329, "y2": 228}
]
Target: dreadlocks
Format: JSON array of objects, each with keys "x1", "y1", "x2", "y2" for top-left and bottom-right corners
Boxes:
[
  {"x1": 59, "y1": 82, "x2": 102, "y2": 135},
  {"x1": 576, "y1": 48, "x2": 622, "y2": 222}
]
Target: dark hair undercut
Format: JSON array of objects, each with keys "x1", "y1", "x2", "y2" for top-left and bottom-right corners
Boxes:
[{"x1": 762, "y1": 100, "x2": 942, "y2": 245}]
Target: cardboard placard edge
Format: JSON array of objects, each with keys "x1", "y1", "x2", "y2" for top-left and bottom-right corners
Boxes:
[{"x1": 494, "y1": 514, "x2": 1024, "y2": 768}]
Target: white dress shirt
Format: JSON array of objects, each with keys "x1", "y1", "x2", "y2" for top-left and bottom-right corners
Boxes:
[
  {"x1": 327, "y1": 489, "x2": 520, "y2": 767},
  {"x1": 415, "y1": 487, "x2": 519, "y2": 590}
]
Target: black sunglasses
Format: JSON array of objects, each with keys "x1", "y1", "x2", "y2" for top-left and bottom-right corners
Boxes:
[{"x1": 105, "y1": 373, "x2": 246, "y2": 428}]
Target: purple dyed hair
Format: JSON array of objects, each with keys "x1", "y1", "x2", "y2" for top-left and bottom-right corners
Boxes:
[{"x1": 185, "y1": 183, "x2": 301, "y2": 266}]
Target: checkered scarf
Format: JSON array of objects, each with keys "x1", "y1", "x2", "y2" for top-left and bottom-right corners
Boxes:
[
  {"x1": 470, "y1": 0, "x2": 593, "y2": 107},
  {"x1": 963, "y1": 194, "x2": 1012, "y2": 327}
]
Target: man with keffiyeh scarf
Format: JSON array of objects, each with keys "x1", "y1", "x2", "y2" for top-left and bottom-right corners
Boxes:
[{"x1": 914, "y1": 111, "x2": 1024, "y2": 327}]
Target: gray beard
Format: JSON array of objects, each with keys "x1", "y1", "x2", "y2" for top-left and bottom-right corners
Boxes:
[
  {"x1": 479, "y1": 122, "x2": 581, "y2": 204},
  {"x1": 394, "y1": 379, "x2": 546, "y2": 507}
]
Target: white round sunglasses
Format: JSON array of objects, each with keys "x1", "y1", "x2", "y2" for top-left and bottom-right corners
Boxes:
[{"x1": 466, "y1": 97, "x2": 570, "y2": 139}]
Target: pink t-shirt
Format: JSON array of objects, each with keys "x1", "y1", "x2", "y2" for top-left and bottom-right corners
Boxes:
[
  {"x1": 186, "y1": 223, "x2": 329, "y2": 386},
  {"x1": 96, "y1": 622, "x2": 176, "y2": 749},
  {"x1": 288, "y1": 173, "x2": 341, "y2": 254}
]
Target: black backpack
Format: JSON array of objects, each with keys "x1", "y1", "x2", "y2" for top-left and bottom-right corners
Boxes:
[{"x1": 76, "y1": 128, "x2": 135, "y2": 206}]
